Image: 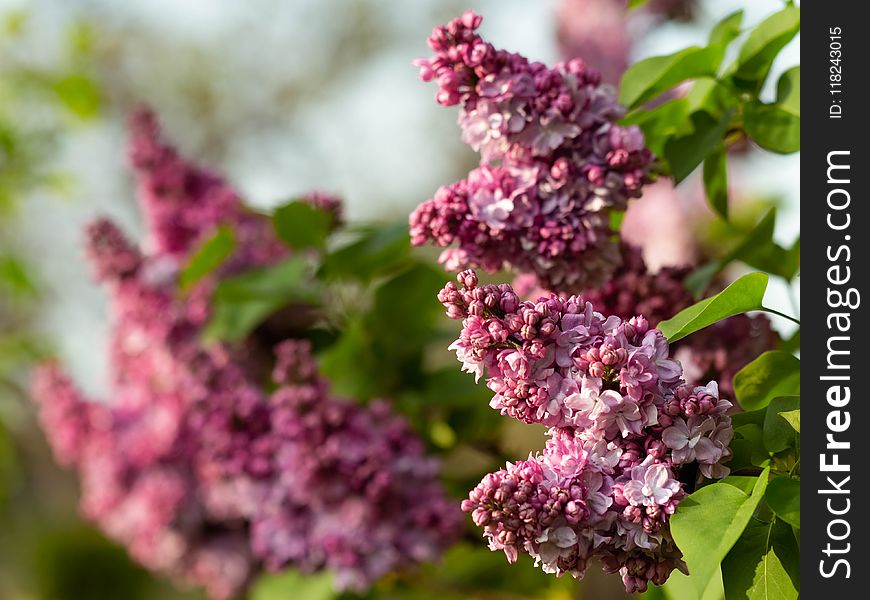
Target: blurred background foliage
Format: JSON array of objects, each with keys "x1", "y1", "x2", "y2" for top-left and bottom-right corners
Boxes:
[{"x1": 0, "y1": 1, "x2": 797, "y2": 599}]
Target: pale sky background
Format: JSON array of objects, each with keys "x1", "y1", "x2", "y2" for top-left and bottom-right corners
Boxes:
[{"x1": 4, "y1": 0, "x2": 800, "y2": 395}]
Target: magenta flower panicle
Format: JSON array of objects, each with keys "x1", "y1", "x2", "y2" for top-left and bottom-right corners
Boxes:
[
  {"x1": 30, "y1": 109, "x2": 459, "y2": 599},
  {"x1": 411, "y1": 11, "x2": 654, "y2": 292},
  {"x1": 446, "y1": 270, "x2": 732, "y2": 592}
]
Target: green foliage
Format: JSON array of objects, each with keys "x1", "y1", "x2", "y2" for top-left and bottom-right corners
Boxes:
[
  {"x1": 51, "y1": 73, "x2": 101, "y2": 118},
  {"x1": 178, "y1": 226, "x2": 235, "y2": 291},
  {"x1": 778, "y1": 410, "x2": 800, "y2": 433},
  {"x1": 620, "y1": 46, "x2": 725, "y2": 109},
  {"x1": 731, "y1": 7, "x2": 801, "y2": 90},
  {"x1": 619, "y1": 10, "x2": 743, "y2": 110},
  {"x1": 620, "y1": 98, "x2": 694, "y2": 157},
  {"x1": 29, "y1": 524, "x2": 155, "y2": 600},
  {"x1": 766, "y1": 478, "x2": 800, "y2": 530},
  {"x1": 622, "y1": 5, "x2": 800, "y2": 221},
  {"x1": 733, "y1": 352, "x2": 800, "y2": 411},
  {"x1": 320, "y1": 223, "x2": 410, "y2": 281},
  {"x1": 685, "y1": 209, "x2": 799, "y2": 295},
  {"x1": 762, "y1": 396, "x2": 800, "y2": 454},
  {"x1": 249, "y1": 571, "x2": 335, "y2": 600},
  {"x1": 658, "y1": 272, "x2": 768, "y2": 342},
  {"x1": 204, "y1": 257, "x2": 321, "y2": 342},
  {"x1": 663, "y1": 109, "x2": 734, "y2": 184},
  {"x1": 744, "y1": 67, "x2": 800, "y2": 154},
  {"x1": 703, "y1": 145, "x2": 729, "y2": 220},
  {"x1": 730, "y1": 424, "x2": 770, "y2": 472},
  {"x1": 273, "y1": 200, "x2": 335, "y2": 250},
  {"x1": 670, "y1": 469, "x2": 770, "y2": 595},
  {"x1": 320, "y1": 260, "x2": 445, "y2": 399},
  {"x1": 722, "y1": 518, "x2": 799, "y2": 600}
]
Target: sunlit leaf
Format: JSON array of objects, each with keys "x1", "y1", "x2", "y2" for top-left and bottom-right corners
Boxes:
[
  {"x1": 778, "y1": 409, "x2": 800, "y2": 433},
  {"x1": 762, "y1": 396, "x2": 800, "y2": 453},
  {"x1": 671, "y1": 469, "x2": 770, "y2": 595},
  {"x1": 723, "y1": 518, "x2": 799, "y2": 599},
  {"x1": 620, "y1": 46, "x2": 725, "y2": 109},
  {"x1": 658, "y1": 272, "x2": 768, "y2": 342},
  {"x1": 249, "y1": 570, "x2": 335, "y2": 600},
  {"x1": 732, "y1": 7, "x2": 801, "y2": 89},
  {"x1": 52, "y1": 73, "x2": 100, "y2": 118},
  {"x1": 734, "y1": 351, "x2": 800, "y2": 411}
]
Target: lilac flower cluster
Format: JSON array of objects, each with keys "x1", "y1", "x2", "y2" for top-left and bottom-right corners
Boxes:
[
  {"x1": 410, "y1": 11, "x2": 654, "y2": 292},
  {"x1": 251, "y1": 340, "x2": 462, "y2": 592},
  {"x1": 515, "y1": 243, "x2": 778, "y2": 397},
  {"x1": 440, "y1": 270, "x2": 733, "y2": 592},
  {"x1": 30, "y1": 112, "x2": 459, "y2": 599}
]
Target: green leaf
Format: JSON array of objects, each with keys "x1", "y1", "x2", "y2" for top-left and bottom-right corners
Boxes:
[
  {"x1": 684, "y1": 209, "x2": 798, "y2": 294},
  {"x1": 731, "y1": 408, "x2": 767, "y2": 429},
  {"x1": 249, "y1": 570, "x2": 335, "y2": 600},
  {"x1": 663, "y1": 109, "x2": 733, "y2": 183},
  {"x1": 778, "y1": 409, "x2": 800, "y2": 433},
  {"x1": 686, "y1": 78, "x2": 739, "y2": 119},
  {"x1": 610, "y1": 210, "x2": 626, "y2": 232},
  {"x1": 702, "y1": 145, "x2": 729, "y2": 220},
  {"x1": 766, "y1": 477, "x2": 800, "y2": 529},
  {"x1": 0, "y1": 254, "x2": 37, "y2": 297},
  {"x1": 732, "y1": 7, "x2": 801, "y2": 88},
  {"x1": 320, "y1": 222, "x2": 410, "y2": 281},
  {"x1": 771, "y1": 518, "x2": 801, "y2": 589},
  {"x1": 671, "y1": 468, "x2": 770, "y2": 595},
  {"x1": 620, "y1": 10, "x2": 743, "y2": 110},
  {"x1": 723, "y1": 518, "x2": 799, "y2": 600},
  {"x1": 763, "y1": 396, "x2": 800, "y2": 453},
  {"x1": 628, "y1": 0, "x2": 650, "y2": 9},
  {"x1": 320, "y1": 261, "x2": 445, "y2": 398},
  {"x1": 641, "y1": 569, "x2": 725, "y2": 600},
  {"x1": 620, "y1": 45, "x2": 725, "y2": 109},
  {"x1": 721, "y1": 475, "x2": 762, "y2": 496},
  {"x1": 272, "y1": 200, "x2": 333, "y2": 250},
  {"x1": 178, "y1": 226, "x2": 235, "y2": 291},
  {"x1": 658, "y1": 272, "x2": 768, "y2": 342},
  {"x1": 745, "y1": 103, "x2": 799, "y2": 154},
  {"x1": 734, "y1": 351, "x2": 800, "y2": 411},
  {"x1": 621, "y1": 98, "x2": 693, "y2": 157},
  {"x1": 204, "y1": 257, "x2": 320, "y2": 342},
  {"x1": 731, "y1": 424, "x2": 771, "y2": 471},
  {"x1": 776, "y1": 66, "x2": 800, "y2": 115},
  {"x1": 745, "y1": 68, "x2": 800, "y2": 154},
  {"x1": 52, "y1": 73, "x2": 100, "y2": 118},
  {"x1": 709, "y1": 10, "x2": 745, "y2": 47}
]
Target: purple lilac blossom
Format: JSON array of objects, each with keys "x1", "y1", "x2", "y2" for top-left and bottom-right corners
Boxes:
[
  {"x1": 443, "y1": 270, "x2": 732, "y2": 592},
  {"x1": 516, "y1": 243, "x2": 778, "y2": 397},
  {"x1": 31, "y1": 110, "x2": 458, "y2": 599},
  {"x1": 410, "y1": 11, "x2": 655, "y2": 292}
]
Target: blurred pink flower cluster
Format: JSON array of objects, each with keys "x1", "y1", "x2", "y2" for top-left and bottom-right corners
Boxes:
[
  {"x1": 31, "y1": 110, "x2": 459, "y2": 599},
  {"x1": 557, "y1": 0, "x2": 697, "y2": 84},
  {"x1": 440, "y1": 270, "x2": 733, "y2": 592},
  {"x1": 410, "y1": 11, "x2": 654, "y2": 292}
]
